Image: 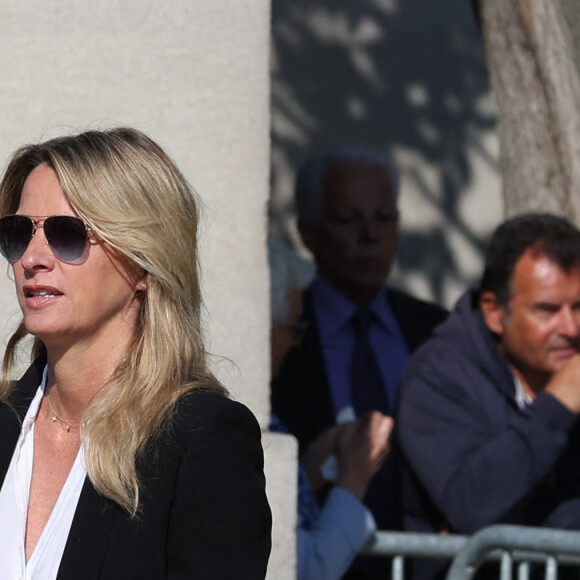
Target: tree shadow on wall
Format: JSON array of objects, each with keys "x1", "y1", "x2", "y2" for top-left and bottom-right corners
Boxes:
[{"x1": 270, "y1": 0, "x2": 499, "y2": 305}]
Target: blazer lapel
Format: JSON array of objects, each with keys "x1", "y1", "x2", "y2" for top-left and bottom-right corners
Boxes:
[
  {"x1": 0, "y1": 358, "x2": 115, "y2": 580},
  {"x1": 0, "y1": 358, "x2": 46, "y2": 489},
  {"x1": 57, "y1": 480, "x2": 116, "y2": 580},
  {"x1": 0, "y1": 405, "x2": 22, "y2": 489}
]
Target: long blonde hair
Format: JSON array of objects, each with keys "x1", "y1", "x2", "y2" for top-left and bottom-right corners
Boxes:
[{"x1": 0, "y1": 127, "x2": 226, "y2": 514}]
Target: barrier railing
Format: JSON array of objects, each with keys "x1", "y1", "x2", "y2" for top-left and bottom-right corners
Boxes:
[
  {"x1": 360, "y1": 525, "x2": 580, "y2": 580},
  {"x1": 446, "y1": 525, "x2": 580, "y2": 580},
  {"x1": 361, "y1": 530, "x2": 467, "y2": 580}
]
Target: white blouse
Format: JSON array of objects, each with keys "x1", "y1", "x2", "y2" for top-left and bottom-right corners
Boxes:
[{"x1": 0, "y1": 366, "x2": 87, "y2": 580}]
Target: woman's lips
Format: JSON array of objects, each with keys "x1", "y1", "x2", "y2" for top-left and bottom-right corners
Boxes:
[{"x1": 22, "y1": 285, "x2": 64, "y2": 307}]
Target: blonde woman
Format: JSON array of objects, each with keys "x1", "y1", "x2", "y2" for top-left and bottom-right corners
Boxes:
[{"x1": 0, "y1": 128, "x2": 271, "y2": 579}]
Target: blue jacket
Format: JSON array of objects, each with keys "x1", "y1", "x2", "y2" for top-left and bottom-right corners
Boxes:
[{"x1": 398, "y1": 289, "x2": 580, "y2": 536}]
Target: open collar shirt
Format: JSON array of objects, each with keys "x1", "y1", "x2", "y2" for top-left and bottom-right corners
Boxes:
[{"x1": 0, "y1": 365, "x2": 87, "y2": 580}]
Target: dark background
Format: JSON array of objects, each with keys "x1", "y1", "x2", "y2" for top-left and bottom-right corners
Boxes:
[{"x1": 269, "y1": 0, "x2": 502, "y2": 307}]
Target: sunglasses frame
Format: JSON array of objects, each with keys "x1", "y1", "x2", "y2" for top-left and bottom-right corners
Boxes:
[{"x1": 0, "y1": 214, "x2": 93, "y2": 263}]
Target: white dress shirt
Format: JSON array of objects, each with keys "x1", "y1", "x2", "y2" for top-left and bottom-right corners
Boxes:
[{"x1": 0, "y1": 366, "x2": 87, "y2": 580}]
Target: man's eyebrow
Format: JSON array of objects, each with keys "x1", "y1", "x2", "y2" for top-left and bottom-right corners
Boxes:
[{"x1": 533, "y1": 301, "x2": 560, "y2": 311}]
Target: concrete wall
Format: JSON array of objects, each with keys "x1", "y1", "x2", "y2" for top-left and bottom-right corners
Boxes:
[
  {"x1": 0, "y1": 1, "x2": 270, "y2": 415},
  {"x1": 0, "y1": 2, "x2": 295, "y2": 578}
]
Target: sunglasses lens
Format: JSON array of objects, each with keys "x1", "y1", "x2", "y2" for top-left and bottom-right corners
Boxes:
[
  {"x1": 0, "y1": 215, "x2": 34, "y2": 261},
  {"x1": 44, "y1": 216, "x2": 89, "y2": 262}
]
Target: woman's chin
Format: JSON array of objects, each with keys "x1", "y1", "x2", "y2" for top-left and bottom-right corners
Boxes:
[{"x1": 23, "y1": 323, "x2": 69, "y2": 346}]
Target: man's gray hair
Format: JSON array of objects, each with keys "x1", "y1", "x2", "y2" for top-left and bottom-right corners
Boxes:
[
  {"x1": 268, "y1": 237, "x2": 314, "y2": 323},
  {"x1": 295, "y1": 145, "x2": 399, "y2": 224}
]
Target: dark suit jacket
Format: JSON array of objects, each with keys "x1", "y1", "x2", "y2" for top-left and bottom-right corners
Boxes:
[
  {"x1": 271, "y1": 286, "x2": 448, "y2": 454},
  {"x1": 0, "y1": 359, "x2": 272, "y2": 579}
]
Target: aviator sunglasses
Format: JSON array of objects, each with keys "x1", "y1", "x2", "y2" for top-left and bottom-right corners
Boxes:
[{"x1": 0, "y1": 215, "x2": 92, "y2": 263}]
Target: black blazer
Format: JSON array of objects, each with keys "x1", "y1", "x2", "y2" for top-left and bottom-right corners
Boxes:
[
  {"x1": 271, "y1": 287, "x2": 448, "y2": 454},
  {"x1": 0, "y1": 359, "x2": 271, "y2": 579}
]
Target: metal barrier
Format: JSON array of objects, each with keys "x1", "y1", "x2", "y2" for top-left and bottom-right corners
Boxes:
[
  {"x1": 361, "y1": 530, "x2": 468, "y2": 580},
  {"x1": 360, "y1": 525, "x2": 580, "y2": 580},
  {"x1": 446, "y1": 525, "x2": 580, "y2": 580}
]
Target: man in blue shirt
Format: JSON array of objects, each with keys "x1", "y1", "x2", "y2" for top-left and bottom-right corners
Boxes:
[
  {"x1": 269, "y1": 237, "x2": 394, "y2": 580},
  {"x1": 271, "y1": 146, "x2": 446, "y2": 577}
]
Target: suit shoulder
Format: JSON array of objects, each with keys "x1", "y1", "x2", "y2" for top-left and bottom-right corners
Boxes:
[
  {"x1": 399, "y1": 334, "x2": 489, "y2": 413},
  {"x1": 387, "y1": 288, "x2": 448, "y2": 351},
  {"x1": 403, "y1": 337, "x2": 465, "y2": 383},
  {"x1": 387, "y1": 288, "x2": 447, "y2": 318},
  {"x1": 169, "y1": 388, "x2": 261, "y2": 441}
]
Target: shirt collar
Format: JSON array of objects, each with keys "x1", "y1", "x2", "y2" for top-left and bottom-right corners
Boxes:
[
  {"x1": 312, "y1": 275, "x2": 395, "y2": 337},
  {"x1": 21, "y1": 365, "x2": 48, "y2": 433},
  {"x1": 514, "y1": 376, "x2": 533, "y2": 410}
]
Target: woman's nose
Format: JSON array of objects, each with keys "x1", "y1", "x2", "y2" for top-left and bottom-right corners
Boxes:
[{"x1": 19, "y1": 228, "x2": 54, "y2": 271}]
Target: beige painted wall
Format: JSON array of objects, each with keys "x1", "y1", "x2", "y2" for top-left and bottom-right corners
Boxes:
[
  {"x1": 0, "y1": 2, "x2": 295, "y2": 578},
  {"x1": 0, "y1": 1, "x2": 271, "y2": 416}
]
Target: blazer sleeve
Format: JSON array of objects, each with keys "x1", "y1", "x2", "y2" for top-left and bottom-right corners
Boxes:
[{"x1": 166, "y1": 391, "x2": 272, "y2": 579}]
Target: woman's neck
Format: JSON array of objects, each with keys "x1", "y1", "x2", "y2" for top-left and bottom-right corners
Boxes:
[{"x1": 44, "y1": 339, "x2": 128, "y2": 422}]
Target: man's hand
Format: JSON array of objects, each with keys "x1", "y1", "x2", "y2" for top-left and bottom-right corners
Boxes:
[
  {"x1": 336, "y1": 411, "x2": 394, "y2": 500},
  {"x1": 301, "y1": 424, "x2": 342, "y2": 492},
  {"x1": 545, "y1": 354, "x2": 580, "y2": 413}
]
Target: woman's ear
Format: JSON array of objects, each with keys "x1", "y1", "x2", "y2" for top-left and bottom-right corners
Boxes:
[
  {"x1": 479, "y1": 291, "x2": 505, "y2": 335},
  {"x1": 135, "y1": 271, "x2": 148, "y2": 294}
]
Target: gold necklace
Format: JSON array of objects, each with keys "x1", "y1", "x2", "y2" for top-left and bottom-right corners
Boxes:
[{"x1": 46, "y1": 394, "x2": 80, "y2": 433}]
